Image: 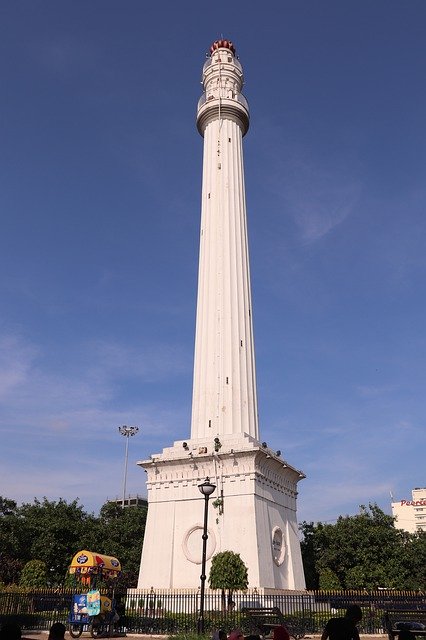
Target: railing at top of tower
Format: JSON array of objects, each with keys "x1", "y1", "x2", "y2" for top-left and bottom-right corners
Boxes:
[
  {"x1": 197, "y1": 92, "x2": 249, "y2": 113},
  {"x1": 203, "y1": 56, "x2": 243, "y2": 73}
]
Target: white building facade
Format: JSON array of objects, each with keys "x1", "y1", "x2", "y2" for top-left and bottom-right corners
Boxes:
[
  {"x1": 137, "y1": 40, "x2": 306, "y2": 591},
  {"x1": 392, "y1": 487, "x2": 426, "y2": 534}
]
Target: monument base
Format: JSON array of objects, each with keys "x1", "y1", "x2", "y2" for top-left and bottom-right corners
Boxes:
[{"x1": 137, "y1": 434, "x2": 306, "y2": 590}]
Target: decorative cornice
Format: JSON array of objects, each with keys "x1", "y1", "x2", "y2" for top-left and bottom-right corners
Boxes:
[{"x1": 140, "y1": 446, "x2": 302, "y2": 502}]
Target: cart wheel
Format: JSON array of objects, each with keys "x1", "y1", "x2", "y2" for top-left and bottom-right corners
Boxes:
[{"x1": 69, "y1": 624, "x2": 83, "y2": 638}]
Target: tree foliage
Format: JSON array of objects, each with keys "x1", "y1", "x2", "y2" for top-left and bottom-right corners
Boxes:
[
  {"x1": 0, "y1": 496, "x2": 147, "y2": 588},
  {"x1": 209, "y1": 550, "x2": 248, "y2": 609},
  {"x1": 19, "y1": 560, "x2": 48, "y2": 588},
  {"x1": 300, "y1": 503, "x2": 426, "y2": 590},
  {"x1": 0, "y1": 497, "x2": 24, "y2": 585},
  {"x1": 17, "y1": 498, "x2": 95, "y2": 585},
  {"x1": 88, "y1": 501, "x2": 147, "y2": 588},
  {"x1": 209, "y1": 550, "x2": 248, "y2": 591}
]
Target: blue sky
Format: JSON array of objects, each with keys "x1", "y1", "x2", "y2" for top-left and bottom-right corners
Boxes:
[{"x1": 1, "y1": 1, "x2": 425, "y2": 524}]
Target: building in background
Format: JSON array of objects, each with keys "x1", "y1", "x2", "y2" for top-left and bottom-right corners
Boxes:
[
  {"x1": 137, "y1": 39, "x2": 305, "y2": 590},
  {"x1": 391, "y1": 487, "x2": 426, "y2": 533},
  {"x1": 108, "y1": 495, "x2": 148, "y2": 509}
]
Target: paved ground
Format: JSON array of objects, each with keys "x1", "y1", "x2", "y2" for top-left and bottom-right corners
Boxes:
[{"x1": 21, "y1": 634, "x2": 386, "y2": 640}]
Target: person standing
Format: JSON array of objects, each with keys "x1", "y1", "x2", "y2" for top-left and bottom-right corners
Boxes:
[
  {"x1": 0, "y1": 622, "x2": 22, "y2": 640},
  {"x1": 321, "y1": 605, "x2": 363, "y2": 640},
  {"x1": 48, "y1": 623, "x2": 66, "y2": 640}
]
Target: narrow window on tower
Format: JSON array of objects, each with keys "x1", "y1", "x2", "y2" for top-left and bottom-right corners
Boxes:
[
  {"x1": 229, "y1": 138, "x2": 231, "y2": 142},
  {"x1": 208, "y1": 193, "x2": 210, "y2": 198},
  {"x1": 218, "y1": 163, "x2": 221, "y2": 170},
  {"x1": 226, "y1": 377, "x2": 229, "y2": 384},
  {"x1": 208, "y1": 420, "x2": 211, "y2": 428}
]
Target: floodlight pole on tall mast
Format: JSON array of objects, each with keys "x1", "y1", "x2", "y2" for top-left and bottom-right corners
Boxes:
[{"x1": 118, "y1": 425, "x2": 139, "y2": 507}]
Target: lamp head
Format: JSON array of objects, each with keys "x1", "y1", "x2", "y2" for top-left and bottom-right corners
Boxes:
[
  {"x1": 198, "y1": 477, "x2": 216, "y2": 497},
  {"x1": 118, "y1": 425, "x2": 139, "y2": 437}
]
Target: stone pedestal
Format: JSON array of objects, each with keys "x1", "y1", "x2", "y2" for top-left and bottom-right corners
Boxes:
[{"x1": 137, "y1": 434, "x2": 305, "y2": 589}]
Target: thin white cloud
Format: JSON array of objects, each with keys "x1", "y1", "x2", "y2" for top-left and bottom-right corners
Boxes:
[
  {"x1": 395, "y1": 419, "x2": 413, "y2": 431},
  {"x1": 274, "y1": 158, "x2": 360, "y2": 243},
  {"x1": 88, "y1": 339, "x2": 190, "y2": 382},
  {"x1": 0, "y1": 330, "x2": 191, "y2": 510},
  {"x1": 252, "y1": 117, "x2": 362, "y2": 244},
  {"x1": 0, "y1": 334, "x2": 39, "y2": 399},
  {"x1": 356, "y1": 384, "x2": 398, "y2": 398},
  {"x1": 298, "y1": 480, "x2": 392, "y2": 523},
  {"x1": 0, "y1": 332, "x2": 190, "y2": 436}
]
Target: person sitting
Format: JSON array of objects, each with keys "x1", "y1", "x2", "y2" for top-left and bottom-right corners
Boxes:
[
  {"x1": 321, "y1": 604, "x2": 363, "y2": 640},
  {"x1": 274, "y1": 625, "x2": 290, "y2": 640},
  {"x1": 0, "y1": 622, "x2": 22, "y2": 640},
  {"x1": 48, "y1": 623, "x2": 66, "y2": 640}
]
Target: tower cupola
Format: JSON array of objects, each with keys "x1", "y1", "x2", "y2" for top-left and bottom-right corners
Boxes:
[{"x1": 197, "y1": 38, "x2": 249, "y2": 136}]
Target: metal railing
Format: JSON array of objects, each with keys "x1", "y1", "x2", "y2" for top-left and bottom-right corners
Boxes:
[
  {"x1": 1, "y1": 589, "x2": 425, "y2": 635},
  {"x1": 197, "y1": 92, "x2": 249, "y2": 112}
]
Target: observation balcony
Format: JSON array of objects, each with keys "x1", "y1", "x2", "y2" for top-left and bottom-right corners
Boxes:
[{"x1": 197, "y1": 91, "x2": 249, "y2": 113}]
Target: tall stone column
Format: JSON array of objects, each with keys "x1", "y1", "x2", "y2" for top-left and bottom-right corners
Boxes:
[
  {"x1": 137, "y1": 40, "x2": 306, "y2": 591},
  {"x1": 191, "y1": 40, "x2": 258, "y2": 442}
]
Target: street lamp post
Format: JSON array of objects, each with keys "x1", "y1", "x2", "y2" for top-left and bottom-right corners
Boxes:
[
  {"x1": 118, "y1": 425, "x2": 139, "y2": 507},
  {"x1": 197, "y1": 477, "x2": 216, "y2": 634}
]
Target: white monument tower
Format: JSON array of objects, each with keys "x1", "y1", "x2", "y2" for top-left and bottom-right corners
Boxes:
[{"x1": 137, "y1": 39, "x2": 306, "y2": 590}]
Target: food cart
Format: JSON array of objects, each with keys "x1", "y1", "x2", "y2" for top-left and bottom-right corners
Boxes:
[{"x1": 68, "y1": 550, "x2": 122, "y2": 638}]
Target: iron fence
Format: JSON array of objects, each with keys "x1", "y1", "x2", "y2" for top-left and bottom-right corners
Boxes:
[{"x1": 0, "y1": 589, "x2": 425, "y2": 635}]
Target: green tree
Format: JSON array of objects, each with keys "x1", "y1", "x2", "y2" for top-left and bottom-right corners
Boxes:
[
  {"x1": 399, "y1": 530, "x2": 426, "y2": 590},
  {"x1": 0, "y1": 497, "x2": 18, "y2": 516},
  {"x1": 209, "y1": 550, "x2": 248, "y2": 610},
  {"x1": 85, "y1": 501, "x2": 148, "y2": 588},
  {"x1": 318, "y1": 567, "x2": 341, "y2": 589},
  {"x1": 300, "y1": 503, "x2": 414, "y2": 589},
  {"x1": 19, "y1": 560, "x2": 48, "y2": 588},
  {"x1": 0, "y1": 496, "x2": 148, "y2": 588},
  {"x1": 0, "y1": 497, "x2": 24, "y2": 585},
  {"x1": 18, "y1": 497, "x2": 96, "y2": 585},
  {"x1": 300, "y1": 521, "x2": 323, "y2": 589},
  {"x1": 0, "y1": 496, "x2": 98, "y2": 586}
]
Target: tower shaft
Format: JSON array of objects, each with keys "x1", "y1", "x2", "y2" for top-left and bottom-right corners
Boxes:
[{"x1": 191, "y1": 43, "x2": 258, "y2": 441}]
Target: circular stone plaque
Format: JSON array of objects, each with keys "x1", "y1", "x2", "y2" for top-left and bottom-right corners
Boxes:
[
  {"x1": 182, "y1": 524, "x2": 217, "y2": 564},
  {"x1": 271, "y1": 526, "x2": 285, "y2": 566}
]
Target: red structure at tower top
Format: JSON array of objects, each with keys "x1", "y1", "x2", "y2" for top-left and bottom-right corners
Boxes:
[{"x1": 210, "y1": 39, "x2": 236, "y2": 56}]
